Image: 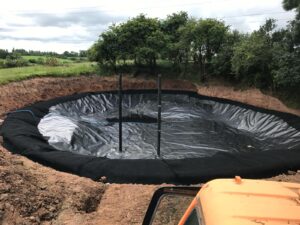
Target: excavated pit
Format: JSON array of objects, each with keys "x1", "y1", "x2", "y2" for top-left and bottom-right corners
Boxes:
[{"x1": 1, "y1": 89, "x2": 300, "y2": 184}]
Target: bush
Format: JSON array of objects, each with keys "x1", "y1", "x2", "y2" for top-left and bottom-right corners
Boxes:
[
  {"x1": 37, "y1": 57, "x2": 45, "y2": 65},
  {"x1": 0, "y1": 49, "x2": 9, "y2": 59},
  {"x1": 28, "y1": 58, "x2": 37, "y2": 64},
  {"x1": 272, "y1": 50, "x2": 300, "y2": 88},
  {"x1": 4, "y1": 58, "x2": 28, "y2": 67},
  {"x1": 44, "y1": 57, "x2": 60, "y2": 66},
  {"x1": 231, "y1": 32, "x2": 273, "y2": 87},
  {"x1": 0, "y1": 59, "x2": 5, "y2": 68},
  {"x1": 4, "y1": 54, "x2": 29, "y2": 68}
]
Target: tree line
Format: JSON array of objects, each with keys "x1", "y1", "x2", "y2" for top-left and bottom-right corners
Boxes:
[
  {"x1": 88, "y1": 0, "x2": 300, "y2": 96},
  {"x1": 0, "y1": 49, "x2": 88, "y2": 59},
  {"x1": 0, "y1": 49, "x2": 88, "y2": 68}
]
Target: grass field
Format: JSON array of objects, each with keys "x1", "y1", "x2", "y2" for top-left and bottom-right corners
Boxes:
[
  {"x1": 23, "y1": 55, "x2": 88, "y2": 63},
  {"x1": 0, "y1": 62, "x2": 96, "y2": 85}
]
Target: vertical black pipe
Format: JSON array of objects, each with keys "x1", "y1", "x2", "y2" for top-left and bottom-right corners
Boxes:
[
  {"x1": 118, "y1": 73, "x2": 122, "y2": 153},
  {"x1": 157, "y1": 74, "x2": 162, "y2": 157}
]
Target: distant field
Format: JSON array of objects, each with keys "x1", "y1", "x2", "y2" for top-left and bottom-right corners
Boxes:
[
  {"x1": 0, "y1": 62, "x2": 96, "y2": 85},
  {"x1": 22, "y1": 55, "x2": 87, "y2": 64}
]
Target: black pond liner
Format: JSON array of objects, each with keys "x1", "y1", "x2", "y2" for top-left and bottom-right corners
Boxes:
[{"x1": 1, "y1": 90, "x2": 300, "y2": 184}]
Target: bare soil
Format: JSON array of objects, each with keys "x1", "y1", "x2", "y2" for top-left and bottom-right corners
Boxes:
[{"x1": 0, "y1": 75, "x2": 300, "y2": 225}]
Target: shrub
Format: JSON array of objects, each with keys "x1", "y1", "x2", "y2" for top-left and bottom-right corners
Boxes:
[
  {"x1": 44, "y1": 57, "x2": 60, "y2": 66},
  {"x1": 4, "y1": 54, "x2": 29, "y2": 68},
  {"x1": 0, "y1": 59, "x2": 5, "y2": 68},
  {"x1": 4, "y1": 58, "x2": 28, "y2": 67},
  {"x1": 0, "y1": 49, "x2": 9, "y2": 59},
  {"x1": 28, "y1": 58, "x2": 37, "y2": 64},
  {"x1": 37, "y1": 57, "x2": 45, "y2": 64}
]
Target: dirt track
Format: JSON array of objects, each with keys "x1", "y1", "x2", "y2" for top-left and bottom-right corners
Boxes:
[{"x1": 0, "y1": 75, "x2": 300, "y2": 225}]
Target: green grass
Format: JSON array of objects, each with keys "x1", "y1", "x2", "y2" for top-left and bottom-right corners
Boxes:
[
  {"x1": 0, "y1": 62, "x2": 97, "y2": 85},
  {"x1": 22, "y1": 55, "x2": 78, "y2": 64}
]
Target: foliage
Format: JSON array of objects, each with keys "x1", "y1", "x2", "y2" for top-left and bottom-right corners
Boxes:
[
  {"x1": 87, "y1": 9, "x2": 300, "y2": 99},
  {"x1": 89, "y1": 15, "x2": 228, "y2": 78},
  {"x1": 161, "y1": 11, "x2": 189, "y2": 64},
  {"x1": 0, "y1": 49, "x2": 86, "y2": 69},
  {"x1": 0, "y1": 59, "x2": 5, "y2": 68},
  {"x1": 282, "y1": 0, "x2": 300, "y2": 43},
  {"x1": 283, "y1": 0, "x2": 300, "y2": 18},
  {"x1": 0, "y1": 49, "x2": 9, "y2": 59},
  {"x1": 231, "y1": 20, "x2": 276, "y2": 87},
  {"x1": 190, "y1": 18, "x2": 228, "y2": 80},
  {"x1": 89, "y1": 15, "x2": 167, "y2": 73},
  {"x1": 211, "y1": 30, "x2": 244, "y2": 77},
  {"x1": 27, "y1": 57, "x2": 45, "y2": 65},
  {"x1": 4, "y1": 53, "x2": 29, "y2": 68},
  {"x1": 79, "y1": 50, "x2": 87, "y2": 57},
  {"x1": 272, "y1": 49, "x2": 300, "y2": 88},
  {"x1": 44, "y1": 56, "x2": 60, "y2": 66},
  {"x1": 62, "y1": 51, "x2": 79, "y2": 57}
]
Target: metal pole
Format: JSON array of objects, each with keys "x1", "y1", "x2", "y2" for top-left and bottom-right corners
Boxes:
[
  {"x1": 157, "y1": 74, "x2": 162, "y2": 157},
  {"x1": 118, "y1": 73, "x2": 123, "y2": 153}
]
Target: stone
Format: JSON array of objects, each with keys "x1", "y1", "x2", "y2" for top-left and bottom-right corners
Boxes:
[
  {"x1": 29, "y1": 216, "x2": 36, "y2": 222},
  {"x1": 0, "y1": 194, "x2": 8, "y2": 201},
  {"x1": 99, "y1": 176, "x2": 107, "y2": 183}
]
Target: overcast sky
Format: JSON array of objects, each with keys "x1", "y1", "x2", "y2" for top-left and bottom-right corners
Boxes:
[{"x1": 0, "y1": 0, "x2": 296, "y2": 53}]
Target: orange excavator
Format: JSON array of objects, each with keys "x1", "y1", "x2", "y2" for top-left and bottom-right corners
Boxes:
[{"x1": 143, "y1": 177, "x2": 300, "y2": 225}]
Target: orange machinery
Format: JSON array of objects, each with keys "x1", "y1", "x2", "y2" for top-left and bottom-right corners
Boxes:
[{"x1": 143, "y1": 177, "x2": 300, "y2": 225}]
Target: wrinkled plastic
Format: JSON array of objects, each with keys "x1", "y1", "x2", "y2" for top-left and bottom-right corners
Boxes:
[{"x1": 38, "y1": 93, "x2": 300, "y2": 159}]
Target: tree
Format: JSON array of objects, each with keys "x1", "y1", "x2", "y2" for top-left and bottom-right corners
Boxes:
[
  {"x1": 161, "y1": 11, "x2": 189, "y2": 64},
  {"x1": 87, "y1": 42, "x2": 102, "y2": 62},
  {"x1": 12, "y1": 49, "x2": 28, "y2": 55},
  {"x1": 232, "y1": 20, "x2": 277, "y2": 87},
  {"x1": 0, "y1": 49, "x2": 9, "y2": 59},
  {"x1": 135, "y1": 29, "x2": 167, "y2": 73},
  {"x1": 79, "y1": 50, "x2": 87, "y2": 57},
  {"x1": 89, "y1": 14, "x2": 167, "y2": 73},
  {"x1": 211, "y1": 30, "x2": 244, "y2": 77},
  {"x1": 271, "y1": 20, "x2": 300, "y2": 90},
  {"x1": 272, "y1": 49, "x2": 300, "y2": 88},
  {"x1": 191, "y1": 19, "x2": 228, "y2": 80},
  {"x1": 283, "y1": 0, "x2": 300, "y2": 14},
  {"x1": 176, "y1": 19, "x2": 197, "y2": 75},
  {"x1": 120, "y1": 14, "x2": 166, "y2": 69},
  {"x1": 87, "y1": 10, "x2": 298, "y2": 96},
  {"x1": 282, "y1": 0, "x2": 300, "y2": 43},
  {"x1": 92, "y1": 28, "x2": 120, "y2": 69}
]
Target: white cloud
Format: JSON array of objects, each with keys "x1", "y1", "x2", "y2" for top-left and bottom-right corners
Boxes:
[{"x1": 0, "y1": 0, "x2": 296, "y2": 53}]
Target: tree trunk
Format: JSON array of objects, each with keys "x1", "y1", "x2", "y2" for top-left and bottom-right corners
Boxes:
[
  {"x1": 183, "y1": 50, "x2": 189, "y2": 78},
  {"x1": 150, "y1": 57, "x2": 157, "y2": 75}
]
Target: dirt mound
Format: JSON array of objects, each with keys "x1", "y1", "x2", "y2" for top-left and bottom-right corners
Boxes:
[
  {"x1": 0, "y1": 146, "x2": 106, "y2": 225},
  {"x1": 0, "y1": 75, "x2": 300, "y2": 225},
  {"x1": 197, "y1": 84, "x2": 300, "y2": 116}
]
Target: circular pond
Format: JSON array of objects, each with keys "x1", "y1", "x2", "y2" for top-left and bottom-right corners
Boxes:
[{"x1": 1, "y1": 90, "x2": 300, "y2": 184}]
